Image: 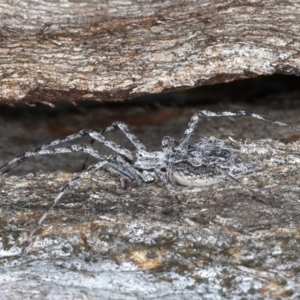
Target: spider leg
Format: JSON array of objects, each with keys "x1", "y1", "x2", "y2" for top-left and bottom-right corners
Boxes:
[
  {"x1": 0, "y1": 129, "x2": 136, "y2": 173},
  {"x1": 89, "y1": 131, "x2": 134, "y2": 160},
  {"x1": 20, "y1": 154, "x2": 153, "y2": 253},
  {"x1": 110, "y1": 154, "x2": 155, "y2": 184},
  {"x1": 83, "y1": 122, "x2": 146, "y2": 170},
  {"x1": 81, "y1": 138, "x2": 95, "y2": 171},
  {"x1": 0, "y1": 145, "x2": 133, "y2": 181},
  {"x1": 0, "y1": 129, "x2": 95, "y2": 172},
  {"x1": 43, "y1": 129, "x2": 135, "y2": 161},
  {"x1": 8, "y1": 130, "x2": 95, "y2": 171},
  {"x1": 21, "y1": 159, "x2": 108, "y2": 253},
  {"x1": 38, "y1": 129, "x2": 92, "y2": 149},
  {"x1": 160, "y1": 136, "x2": 179, "y2": 185},
  {"x1": 178, "y1": 110, "x2": 300, "y2": 149},
  {"x1": 155, "y1": 169, "x2": 178, "y2": 199},
  {"x1": 0, "y1": 141, "x2": 154, "y2": 187},
  {"x1": 102, "y1": 121, "x2": 148, "y2": 151},
  {"x1": 222, "y1": 170, "x2": 272, "y2": 206},
  {"x1": 87, "y1": 131, "x2": 156, "y2": 183}
]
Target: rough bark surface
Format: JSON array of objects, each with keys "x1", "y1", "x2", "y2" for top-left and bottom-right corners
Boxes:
[
  {"x1": 1, "y1": 102, "x2": 300, "y2": 298},
  {"x1": 1, "y1": 0, "x2": 300, "y2": 104}
]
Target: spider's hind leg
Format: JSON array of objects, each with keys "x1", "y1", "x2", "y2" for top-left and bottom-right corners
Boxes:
[
  {"x1": 178, "y1": 110, "x2": 300, "y2": 150},
  {"x1": 222, "y1": 170, "x2": 273, "y2": 207}
]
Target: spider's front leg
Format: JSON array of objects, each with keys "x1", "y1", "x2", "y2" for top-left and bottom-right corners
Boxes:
[
  {"x1": 0, "y1": 129, "x2": 94, "y2": 173},
  {"x1": 102, "y1": 121, "x2": 148, "y2": 151},
  {"x1": 0, "y1": 144, "x2": 135, "y2": 182},
  {"x1": 83, "y1": 121, "x2": 147, "y2": 170},
  {"x1": 0, "y1": 140, "x2": 156, "y2": 188},
  {"x1": 0, "y1": 128, "x2": 136, "y2": 173}
]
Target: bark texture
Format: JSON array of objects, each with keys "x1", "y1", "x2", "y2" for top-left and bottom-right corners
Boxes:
[
  {"x1": 1, "y1": 0, "x2": 300, "y2": 104},
  {"x1": 1, "y1": 103, "x2": 300, "y2": 298},
  {"x1": 1, "y1": 139, "x2": 300, "y2": 299}
]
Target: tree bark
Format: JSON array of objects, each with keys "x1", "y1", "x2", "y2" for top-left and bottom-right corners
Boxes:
[
  {"x1": 1, "y1": 104, "x2": 300, "y2": 298},
  {"x1": 1, "y1": 138, "x2": 300, "y2": 298},
  {"x1": 1, "y1": 0, "x2": 300, "y2": 104}
]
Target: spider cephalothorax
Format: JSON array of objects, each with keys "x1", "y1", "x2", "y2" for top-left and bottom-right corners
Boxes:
[{"x1": 1, "y1": 110, "x2": 300, "y2": 249}]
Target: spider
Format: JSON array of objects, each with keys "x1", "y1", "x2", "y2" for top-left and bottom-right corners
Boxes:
[{"x1": 1, "y1": 110, "x2": 299, "y2": 250}]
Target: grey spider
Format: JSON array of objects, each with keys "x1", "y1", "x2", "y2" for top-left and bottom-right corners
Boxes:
[{"x1": 1, "y1": 110, "x2": 300, "y2": 249}]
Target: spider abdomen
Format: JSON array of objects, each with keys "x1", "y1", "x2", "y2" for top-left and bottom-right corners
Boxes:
[
  {"x1": 172, "y1": 161, "x2": 224, "y2": 187},
  {"x1": 172, "y1": 139, "x2": 237, "y2": 187}
]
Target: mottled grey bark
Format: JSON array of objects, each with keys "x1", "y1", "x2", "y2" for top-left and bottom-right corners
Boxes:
[
  {"x1": 1, "y1": 104, "x2": 300, "y2": 298},
  {"x1": 1, "y1": 0, "x2": 300, "y2": 104},
  {"x1": 1, "y1": 139, "x2": 300, "y2": 298}
]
